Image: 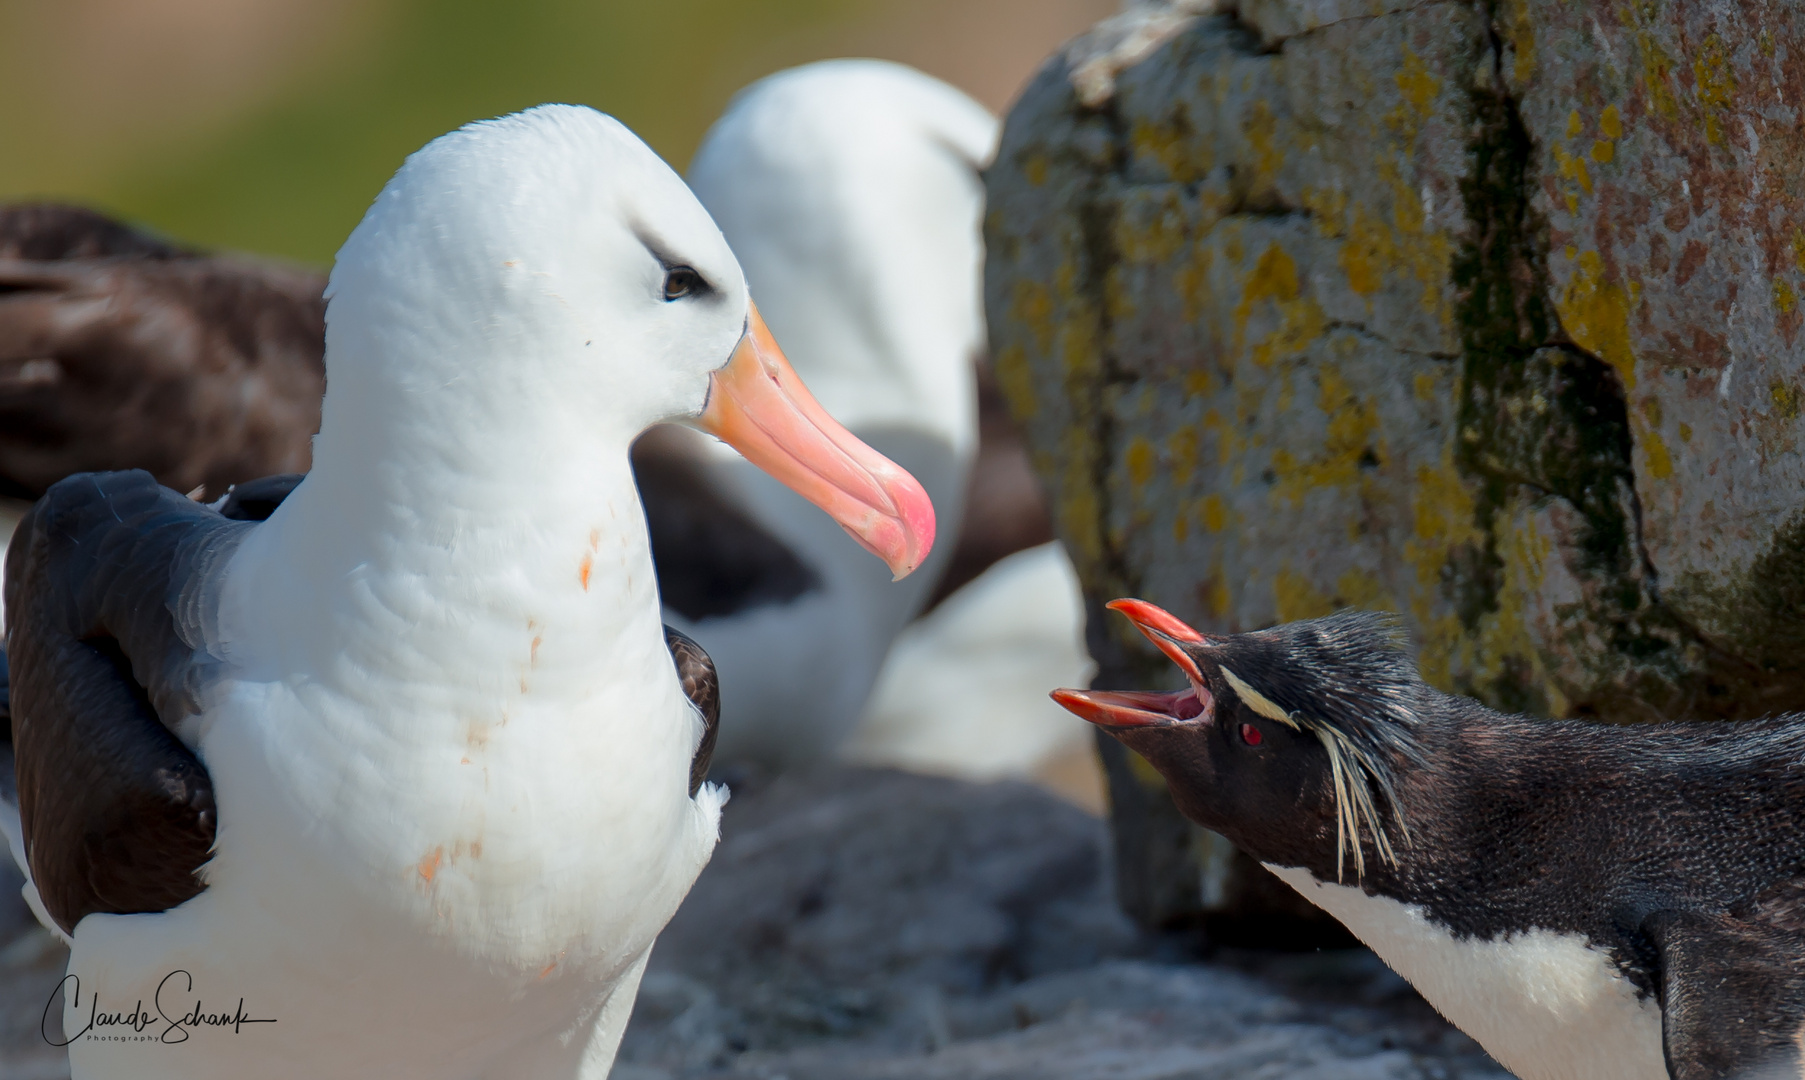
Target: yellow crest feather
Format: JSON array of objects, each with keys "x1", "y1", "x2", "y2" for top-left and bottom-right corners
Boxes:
[{"x1": 1219, "y1": 667, "x2": 1299, "y2": 730}]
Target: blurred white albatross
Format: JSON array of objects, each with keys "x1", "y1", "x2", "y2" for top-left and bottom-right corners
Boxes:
[
  {"x1": 640, "y1": 60, "x2": 990, "y2": 768},
  {"x1": 0, "y1": 105, "x2": 931, "y2": 1079}
]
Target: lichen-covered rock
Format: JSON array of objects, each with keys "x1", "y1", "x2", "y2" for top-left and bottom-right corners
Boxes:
[{"x1": 986, "y1": 0, "x2": 1805, "y2": 927}]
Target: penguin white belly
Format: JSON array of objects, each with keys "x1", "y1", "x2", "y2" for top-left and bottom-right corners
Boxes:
[{"x1": 1267, "y1": 864, "x2": 1668, "y2": 1080}]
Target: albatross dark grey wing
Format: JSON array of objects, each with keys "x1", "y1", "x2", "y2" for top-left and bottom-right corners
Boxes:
[
  {"x1": 664, "y1": 625, "x2": 720, "y2": 797},
  {"x1": 632, "y1": 426, "x2": 821, "y2": 622},
  {"x1": 1644, "y1": 882, "x2": 1805, "y2": 1080},
  {"x1": 3, "y1": 469, "x2": 252, "y2": 934}
]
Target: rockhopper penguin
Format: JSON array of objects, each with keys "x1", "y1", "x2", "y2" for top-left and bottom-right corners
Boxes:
[{"x1": 1053, "y1": 599, "x2": 1805, "y2": 1080}]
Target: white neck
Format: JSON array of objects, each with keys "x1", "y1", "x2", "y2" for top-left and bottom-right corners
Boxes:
[{"x1": 215, "y1": 371, "x2": 668, "y2": 735}]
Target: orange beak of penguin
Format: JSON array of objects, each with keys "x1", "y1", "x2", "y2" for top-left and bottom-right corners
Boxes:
[
  {"x1": 696, "y1": 302, "x2": 935, "y2": 579},
  {"x1": 1050, "y1": 599, "x2": 1215, "y2": 728}
]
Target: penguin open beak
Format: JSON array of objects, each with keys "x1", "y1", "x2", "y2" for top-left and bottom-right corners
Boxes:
[
  {"x1": 1051, "y1": 599, "x2": 1214, "y2": 729},
  {"x1": 697, "y1": 301, "x2": 936, "y2": 579}
]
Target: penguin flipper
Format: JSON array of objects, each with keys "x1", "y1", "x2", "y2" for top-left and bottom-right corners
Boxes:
[{"x1": 1645, "y1": 897, "x2": 1805, "y2": 1080}]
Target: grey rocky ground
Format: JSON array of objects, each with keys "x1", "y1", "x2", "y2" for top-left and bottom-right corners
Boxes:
[{"x1": 0, "y1": 768, "x2": 1508, "y2": 1079}]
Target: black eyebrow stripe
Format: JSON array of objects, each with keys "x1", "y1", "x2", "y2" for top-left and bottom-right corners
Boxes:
[{"x1": 631, "y1": 221, "x2": 717, "y2": 296}]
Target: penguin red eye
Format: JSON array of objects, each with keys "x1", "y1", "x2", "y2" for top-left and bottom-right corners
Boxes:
[{"x1": 1240, "y1": 723, "x2": 1263, "y2": 746}]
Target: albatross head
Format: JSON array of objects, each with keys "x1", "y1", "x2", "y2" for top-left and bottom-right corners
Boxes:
[{"x1": 317, "y1": 104, "x2": 933, "y2": 578}]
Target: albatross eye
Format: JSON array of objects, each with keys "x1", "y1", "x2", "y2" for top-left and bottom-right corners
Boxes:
[{"x1": 663, "y1": 266, "x2": 705, "y2": 301}]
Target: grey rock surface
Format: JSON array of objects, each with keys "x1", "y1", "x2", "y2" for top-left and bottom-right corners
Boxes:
[
  {"x1": 984, "y1": 0, "x2": 1805, "y2": 926},
  {"x1": 615, "y1": 769, "x2": 1506, "y2": 1079},
  {"x1": 0, "y1": 770, "x2": 1507, "y2": 1078}
]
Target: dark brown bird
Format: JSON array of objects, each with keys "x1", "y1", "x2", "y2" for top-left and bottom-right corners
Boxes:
[{"x1": 0, "y1": 203, "x2": 326, "y2": 503}]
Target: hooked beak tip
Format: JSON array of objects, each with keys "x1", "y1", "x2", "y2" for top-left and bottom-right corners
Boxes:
[
  {"x1": 1106, "y1": 598, "x2": 1207, "y2": 643},
  {"x1": 700, "y1": 301, "x2": 936, "y2": 578},
  {"x1": 1106, "y1": 598, "x2": 1208, "y2": 684}
]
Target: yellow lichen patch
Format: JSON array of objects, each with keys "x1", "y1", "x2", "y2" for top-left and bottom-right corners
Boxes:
[
  {"x1": 1300, "y1": 185, "x2": 1349, "y2": 242},
  {"x1": 1269, "y1": 367, "x2": 1382, "y2": 504},
  {"x1": 1201, "y1": 493, "x2": 1227, "y2": 533},
  {"x1": 1202, "y1": 568, "x2": 1233, "y2": 619},
  {"x1": 1012, "y1": 279, "x2": 1056, "y2": 355},
  {"x1": 994, "y1": 343, "x2": 1039, "y2": 420},
  {"x1": 1473, "y1": 509, "x2": 1558, "y2": 708},
  {"x1": 1408, "y1": 459, "x2": 1475, "y2": 553},
  {"x1": 1793, "y1": 228, "x2": 1805, "y2": 273},
  {"x1": 1501, "y1": 0, "x2": 1536, "y2": 86},
  {"x1": 1679, "y1": 422, "x2": 1693, "y2": 442},
  {"x1": 1692, "y1": 33, "x2": 1736, "y2": 145},
  {"x1": 1060, "y1": 457, "x2": 1104, "y2": 565},
  {"x1": 1396, "y1": 452, "x2": 1484, "y2": 691},
  {"x1": 1275, "y1": 369, "x2": 1296, "y2": 415},
  {"x1": 1183, "y1": 368, "x2": 1216, "y2": 398},
  {"x1": 1274, "y1": 566, "x2": 1334, "y2": 622},
  {"x1": 1131, "y1": 115, "x2": 1211, "y2": 184},
  {"x1": 1235, "y1": 243, "x2": 1297, "y2": 333},
  {"x1": 1394, "y1": 47, "x2": 1441, "y2": 114},
  {"x1": 1113, "y1": 187, "x2": 1189, "y2": 264},
  {"x1": 1412, "y1": 613, "x2": 1468, "y2": 694},
  {"x1": 1591, "y1": 140, "x2": 1615, "y2": 163},
  {"x1": 1233, "y1": 243, "x2": 1327, "y2": 368},
  {"x1": 1339, "y1": 205, "x2": 1392, "y2": 297},
  {"x1": 1639, "y1": 33, "x2": 1681, "y2": 120},
  {"x1": 1126, "y1": 436, "x2": 1157, "y2": 491},
  {"x1": 1244, "y1": 100, "x2": 1284, "y2": 194},
  {"x1": 1334, "y1": 568, "x2": 1393, "y2": 611},
  {"x1": 1051, "y1": 261, "x2": 1103, "y2": 383},
  {"x1": 1566, "y1": 109, "x2": 1583, "y2": 138},
  {"x1": 1773, "y1": 381, "x2": 1802, "y2": 421},
  {"x1": 1774, "y1": 277, "x2": 1798, "y2": 315},
  {"x1": 1414, "y1": 372, "x2": 1438, "y2": 402},
  {"x1": 1105, "y1": 270, "x2": 1138, "y2": 325},
  {"x1": 1167, "y1": 426, "x2": 1199, "y2": 485},
  {"x1": 1556, "y1": 250, "x2": 1636, "y2": 388},
  {"x1": 1600, "y1": 105, "x2": 1623, "y2": 139},
  {"x1": 1552, "y1": 145, "x2": 1594, "y2": 195},
  {"x1": 1359, "y1": 151, "x2": 1454, "y2": 330},
  {"x1": 1176, "y1": 244, "x2": 1214, "y2": 322},
  {"x1": 1691, "y1": 36, "x2": 1736, "y2": 108},
  {"x1": 1403, "y1": 452, "x2": 1481, "y2": 603},
  {"x1": 1641, "y1": 426, "x2": 1674, "y2": 479},
  {"x1": 1024, "y1": 154, "x2": 1049, "y2": 187},
  {"x1": 1635, "y1": 396, "x2": 1670, "y2": 472}
]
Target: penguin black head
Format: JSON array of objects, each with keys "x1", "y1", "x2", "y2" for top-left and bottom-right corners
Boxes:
[{"x1": 1053, "y1": 600, "x2": 1428, "y2": 881}]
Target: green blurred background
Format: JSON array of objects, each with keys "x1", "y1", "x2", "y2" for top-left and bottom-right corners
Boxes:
[{"x1": 0, "y1": 0, "x2": 1114, "y2": 265}]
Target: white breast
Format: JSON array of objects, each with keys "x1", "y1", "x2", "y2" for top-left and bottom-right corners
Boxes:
[{"x1": 1265, "y1": 864, "x2": 1668, "y2": 1080}]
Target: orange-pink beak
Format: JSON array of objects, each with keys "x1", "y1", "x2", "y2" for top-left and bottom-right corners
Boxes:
[
  {"x1": 697, "y1": 302, "x2": 935, "y2": 579},
  {"x1": 1050, "y1": 599, "x2": 1214, "y2": 728}
]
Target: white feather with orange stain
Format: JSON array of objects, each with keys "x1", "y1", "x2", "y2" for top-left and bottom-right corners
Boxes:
[{"x1": 51, "y1": 105, "x2": 739, "y2": 1080}]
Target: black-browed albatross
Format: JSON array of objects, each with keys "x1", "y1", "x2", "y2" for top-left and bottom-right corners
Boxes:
[{"x1": 0, "y1": 103, "x2": 932, "y2": 1080}]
